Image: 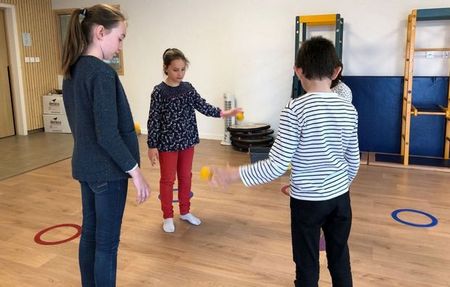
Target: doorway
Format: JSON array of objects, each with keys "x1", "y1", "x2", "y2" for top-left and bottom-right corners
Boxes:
[
  {"x1": 0, "y1": 3, "x2": 28, "y2": 136},
  {"x1": 0, "y1": 9, "x2": 15, "y2": 138}
]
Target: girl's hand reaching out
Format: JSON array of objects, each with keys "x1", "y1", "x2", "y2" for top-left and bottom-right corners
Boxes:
[{"x1": 221, "y1": 107, "x2": 243, "y2": 118}]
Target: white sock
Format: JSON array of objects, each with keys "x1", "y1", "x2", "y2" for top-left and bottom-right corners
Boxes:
[
  {"x1": 163, "y1": 218, "x2": 175, "y2": 233},
  {"x1": 180, "y1": 213, "x2": 201, "y2": 226}
]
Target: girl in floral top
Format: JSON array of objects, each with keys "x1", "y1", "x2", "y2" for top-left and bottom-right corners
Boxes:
[{"x1": 147, "y1": 48, "x2": 241, "y2": 232}]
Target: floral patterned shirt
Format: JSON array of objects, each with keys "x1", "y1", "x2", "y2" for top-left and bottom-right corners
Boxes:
[
  {"x1": 147, "y1": 81, "x2": 221, "y2": 151},
  {"x1": 331, "y1": 80, "x2": 353, "y2": 103}
]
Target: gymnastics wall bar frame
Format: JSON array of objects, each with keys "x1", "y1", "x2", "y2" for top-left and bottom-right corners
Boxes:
[
  {"x1": 292, "y1": 14, "x2": 344, "y2": 98},
  {"x1": 401, "y1": 8, "x2": 450, "y2": 165}
]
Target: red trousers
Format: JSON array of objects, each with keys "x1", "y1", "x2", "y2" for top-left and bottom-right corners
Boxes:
[{"x1": 158, "y1": 147, "x2": 194, "y2": 219}]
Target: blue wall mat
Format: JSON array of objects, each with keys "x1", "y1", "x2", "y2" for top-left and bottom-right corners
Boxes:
[{"x1": 343, "y1": 76, "x2": 448, "y2": 157}]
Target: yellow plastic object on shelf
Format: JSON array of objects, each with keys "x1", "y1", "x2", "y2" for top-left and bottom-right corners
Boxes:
[{"x1": 134, "y1": 122, "x2": 141, "y2": 135}]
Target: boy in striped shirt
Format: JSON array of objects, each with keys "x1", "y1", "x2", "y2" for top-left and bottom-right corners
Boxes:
[{"x1": 212, "y1": 36, "x2": 359, "y2": 287}]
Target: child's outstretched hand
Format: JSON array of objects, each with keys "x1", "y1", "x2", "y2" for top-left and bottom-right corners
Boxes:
[
  {"x1": 221, "y1": 107, "x2": 243, "y2": 118},
  {"x1": 210, "y1": 165, "x2": 240, "y2": 187}
]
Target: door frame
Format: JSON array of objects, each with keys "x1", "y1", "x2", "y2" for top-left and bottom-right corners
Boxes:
[{"x1": 0, "y1": 3, "x2": 27, "y2": 135}]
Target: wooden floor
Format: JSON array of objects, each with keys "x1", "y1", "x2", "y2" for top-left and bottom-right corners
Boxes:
[
  {"x1": 0, "y1": 135, "x2": 449, "y2": 286},
  {"x1": 0, "y1": 132, "x2": 73, "y2": 180}
]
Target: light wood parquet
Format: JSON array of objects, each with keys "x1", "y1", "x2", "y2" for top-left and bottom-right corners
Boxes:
[
  {"x1": 0, "y1": 136, "x2": 449, "y2": 286},
  {"x1": 0, "y1": 132, "x2": 73, "y2": 180}
]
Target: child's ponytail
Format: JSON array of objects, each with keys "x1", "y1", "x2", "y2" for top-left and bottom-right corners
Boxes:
[
  {"x1": 61, "y1": 8, "x2": 87, "y2": 79},
  {"x1": 61, "y1": 4, "x2": 125, "y2": 79}
]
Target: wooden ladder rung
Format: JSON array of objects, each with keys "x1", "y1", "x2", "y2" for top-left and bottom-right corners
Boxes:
[
  {"x1": 411, "y1": 105, "x2": 447, "y2": 116},
  {"x1": 414, "y1": 111, "x2": 446, "y2": 116},
  {"x1": 415, "y1": 47, "x2": 450, "y2": 52}
]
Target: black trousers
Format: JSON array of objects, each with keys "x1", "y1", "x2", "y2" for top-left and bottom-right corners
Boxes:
[{"x1": 290, "y1": 192, "x2": 352, "y2": 287}]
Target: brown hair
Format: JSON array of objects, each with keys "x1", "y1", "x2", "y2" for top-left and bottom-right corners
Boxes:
[
  {"x1": 162, "y1": 48, "x2": 190, "y2": 75},
  {"x1": 61, "y1": 4, "x2": 125, "y2": 79}
]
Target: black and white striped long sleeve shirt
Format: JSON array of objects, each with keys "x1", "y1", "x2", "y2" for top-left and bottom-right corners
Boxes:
[{"x1": 239, "y1": 92, "x2": 360, "y2": 201}]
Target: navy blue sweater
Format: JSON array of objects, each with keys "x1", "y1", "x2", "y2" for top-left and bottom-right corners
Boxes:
[
  {"x1": 63, "y1": 56, "x2": 139, "y2": 181},
  {"x1": 147, "y1": 82, "x2": 221, "y2": 151}
]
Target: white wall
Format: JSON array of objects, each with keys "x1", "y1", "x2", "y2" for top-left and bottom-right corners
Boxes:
[{"x1": 52, "y1": 0, "x2": 450, "y2": 139}]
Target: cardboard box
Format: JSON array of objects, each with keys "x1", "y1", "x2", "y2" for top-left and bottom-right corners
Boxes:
[
  {"x1": 43, "y1": 114, "x2": 71, "y2": 133},
  {"x1": 43, "y1": 94, "x2": 66, "y2": 114}
]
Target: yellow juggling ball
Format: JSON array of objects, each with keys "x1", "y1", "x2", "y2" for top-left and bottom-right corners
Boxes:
[
  {"x1": 199, "y1": 166, "x2": 213, "y2": 181},
  {"x1": 235, "y1": 112, "x2": 244, "y2": 121}
]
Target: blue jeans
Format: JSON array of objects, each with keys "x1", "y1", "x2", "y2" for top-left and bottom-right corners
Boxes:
[{"x1": 79, "y1": 179, "x2": 128, "y2": 287}]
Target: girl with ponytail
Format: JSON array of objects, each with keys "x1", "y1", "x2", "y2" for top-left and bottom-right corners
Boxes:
[{"x1": 61, "y1": 4, "x2": 150, "y2": 286}]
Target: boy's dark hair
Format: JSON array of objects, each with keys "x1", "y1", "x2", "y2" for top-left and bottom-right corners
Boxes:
[
  {"x1": 295, "y1": 36, "x2": 339, "y2": 80},
  {"x1": 162, "y1": 48, "x2": 190, "y2": 75}
]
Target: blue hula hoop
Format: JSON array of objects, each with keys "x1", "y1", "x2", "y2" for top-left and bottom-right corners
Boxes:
[{"x1": 391, "y1": 208, "x2": 438, "y2": 228}]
